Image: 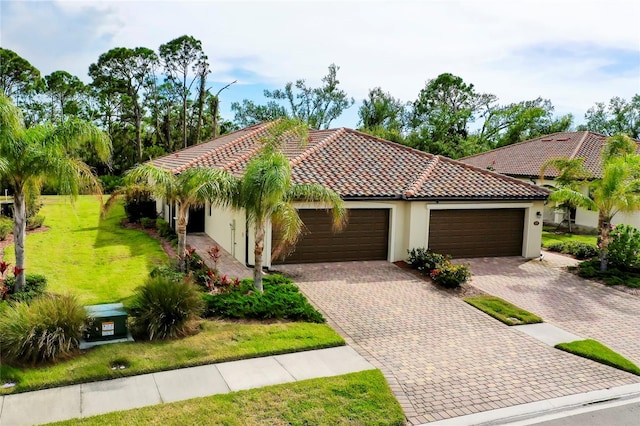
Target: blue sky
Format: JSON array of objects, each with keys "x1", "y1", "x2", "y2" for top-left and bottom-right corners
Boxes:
[{"x1": 1, "y1": 0, "x2": 639, "y2": 129}]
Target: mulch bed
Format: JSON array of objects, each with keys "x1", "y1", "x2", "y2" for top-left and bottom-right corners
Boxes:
[{"x1": 394, "y1": 261, "x2": 486, "y2": 299}]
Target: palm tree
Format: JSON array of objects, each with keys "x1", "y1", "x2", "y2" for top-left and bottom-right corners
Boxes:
[
  {"x1": 231, "y1": 120, "x2": 347, "y2": 292},
  {"x1": 540, "y1": 157, "x2": 592, "y2": 232},
  {"x1": 546, "y1": 134, "x2": 640, "y2": 271},
  {"x1": 117, "y1": 164, "x2": 236, "y2": 272},
  {"x1": 0, "y1": 95, "x2": 112, "y2": 292}
]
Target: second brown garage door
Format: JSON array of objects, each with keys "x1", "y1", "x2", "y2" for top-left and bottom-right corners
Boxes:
[
  {"x1": 273, "y1": 209, "x2": 389, "y2": 264},
  {"x1": 428, "y1": 209, "x2": 524, "y2": 258}
]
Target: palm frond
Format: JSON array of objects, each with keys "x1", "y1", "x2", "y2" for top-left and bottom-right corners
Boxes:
[
  {"x1": 602, "y1": 133, "x2": 636, "y2": 161},
  {"x1": 287, "y1": 183, "x2": 347, "y2": 231},
  {"x1": 548, "y1": 186, "x2": 595, "y2": 211},
  {"x1": 124, "y1": 163, "x2": 177, "y2": 202},
  {"x1": 0, "y1": 95, "x2": 24, "y2": 153},
  {"x1": 270, "y1": 202, "x2": 303, "y2": 260},
  {"x1": 47, "y1": 118, "x2": 112, "y2": 163}
]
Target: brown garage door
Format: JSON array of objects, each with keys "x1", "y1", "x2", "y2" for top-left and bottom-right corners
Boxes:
[
  {"x1": 273, "y1": 209, "x2": 389, "y2": 264},
  {"x1": 428, "y1": 209, "x2": 524, "y2": 258}
]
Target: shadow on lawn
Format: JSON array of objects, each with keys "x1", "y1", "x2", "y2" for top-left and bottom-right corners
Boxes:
[{"x1": 93, "y1": 205, "x2": 167, "y2": 272}]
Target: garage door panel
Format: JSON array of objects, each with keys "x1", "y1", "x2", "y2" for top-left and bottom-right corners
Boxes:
[
  {"x1": 273, "y1": 209, "x2": 389, "y2": 264},
  {"x1": 429, "y1": 209, "x2": 524, "y2": 258}
]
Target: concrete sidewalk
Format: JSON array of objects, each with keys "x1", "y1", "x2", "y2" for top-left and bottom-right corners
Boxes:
[{"x1": 0, "y1": 346, "x2": 373, "y2": 426}]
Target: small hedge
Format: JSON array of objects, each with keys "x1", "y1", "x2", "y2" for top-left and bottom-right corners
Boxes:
[
  {"x1": 575, "y1": 259, "x2": 640, "y2": 288},
  {"x1": 545, "y1": 241, "x2": 598, "y2": 259},
  {"x1": 203, "y1": 275, "x2": 324, "y2": 323},
  {"x1": 407, "y1": 247, "x2": 471, "y2": 288},
  {"x1": 156, "y1": 218, "x2": 178, "y2": 245}
]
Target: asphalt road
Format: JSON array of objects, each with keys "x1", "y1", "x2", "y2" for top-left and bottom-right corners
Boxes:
[{"x1": 530, "y1": 399, "x2": 640, "y2": 426}]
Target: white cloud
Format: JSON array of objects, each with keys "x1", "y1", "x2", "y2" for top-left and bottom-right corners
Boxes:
[{"x1": 2, "y1": 0, "x2": 639, "y2": 126}]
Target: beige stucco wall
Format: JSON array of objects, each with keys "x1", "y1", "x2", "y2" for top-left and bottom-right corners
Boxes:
[
  {"x1": 204, "y1": 204, "x2": 248, "y2": 265},
  {"x1": 207, "y1": 199, "x2": 545, "y2": 267}
]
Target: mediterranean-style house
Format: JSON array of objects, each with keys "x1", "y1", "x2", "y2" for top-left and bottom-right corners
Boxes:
[
  {"x1": 461, "y1": 131, "x2": 640, "y2": 231},
  {"x1": 151, "y1": 122, "x2": 548, "y2": 268}
]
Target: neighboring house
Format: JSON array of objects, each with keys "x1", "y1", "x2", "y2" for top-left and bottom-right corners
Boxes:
[
  {"x1": 461, "y1": 131, "x2": 640, "y2": 231},
  {"x1": 151, "y1": 122, "x2": 548, "y2": 267}
]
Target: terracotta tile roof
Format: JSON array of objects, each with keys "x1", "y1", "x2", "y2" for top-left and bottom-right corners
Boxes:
[
  {"x1": 151, "y1": 123, "x2": 548, "y2": 201},
  {"x1": 461, "y1": 131, "x2": 640, "y2": 179}
]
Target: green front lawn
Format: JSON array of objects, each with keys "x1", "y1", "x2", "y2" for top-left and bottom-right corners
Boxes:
[
  {"x1": 464, "y1": 295, "x2": 543, "y2": 325},
  {"x1": 555, "y1": 339, "x2": 640, "y2": 376},
  {"x1": 51, "y1": 370, "x2": 405, "y2": 426},
  {"x1": 4, "y1": 196, "x2": 168, "y2": 304},
  {"x1": 542, "y1": 230, "x2": 597, "y2": 248},
  {"x1": 0, "y1": 321, "x2": 344, "y2": 395}
]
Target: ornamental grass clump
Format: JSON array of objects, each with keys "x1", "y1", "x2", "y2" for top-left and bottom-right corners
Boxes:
[
  {"x1": 0, "y1": 294, "x2": 86, "y2": 364},
  {"x1": 129, "y1": 276, "x2": 204, "y2": 341}
]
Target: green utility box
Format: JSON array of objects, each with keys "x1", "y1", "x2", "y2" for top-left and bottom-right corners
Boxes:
[{"x1": 84, "y1": 303, "x2": 129, "y2": 342}]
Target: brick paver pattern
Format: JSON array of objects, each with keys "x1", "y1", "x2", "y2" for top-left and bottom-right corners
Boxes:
[
  {"x1": 275, "y1": 261, "x2": 640, "y2": 425},
  {"x1": 465, "y1": 252, "x2": 640, "y2": 366}
]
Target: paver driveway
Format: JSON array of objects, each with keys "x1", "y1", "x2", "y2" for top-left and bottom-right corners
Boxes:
[
  {"x1": 465, "y1": 252, "x2": 640, "y2": 366},
  {"x1": 276, "y1": 261, "x2": 640, "y2": 425}
]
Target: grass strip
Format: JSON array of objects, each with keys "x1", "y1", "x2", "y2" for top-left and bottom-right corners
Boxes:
[
  {"x1": 464, "y1": 295, "x2": 543, "y2": 325},
  {"x1": 555, "y1": 339, "x2": 640, "y2": 376},
  {"x1": 0, "y1": 321, "x2": 344, "y2": 395},
  {"x1": 49, "y1": 370, "x2": 405, "y2": 426}
]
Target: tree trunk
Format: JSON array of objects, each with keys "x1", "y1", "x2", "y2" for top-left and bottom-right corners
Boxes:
[
  {"x1": 134, "y1": 100, "x2": 142, "y2": 162},
  {"x1": 195, "y1": 72, "x2": 206, "y2": 143},
  {"x1": 598, "y1": 212, "x2": 610, "y2": 272},
  {"x1": 253, "y1": 221, "x2": 265, "y2": 293},
  {"x1": 177, "y1": 204, "x2": 189, "y2": 272},
  {"x1": 13, "y1": 189, "x2": 27, "y2": 292},
  {"x1": 211, "y1": 96, "x2": 219, "y2": 139}
]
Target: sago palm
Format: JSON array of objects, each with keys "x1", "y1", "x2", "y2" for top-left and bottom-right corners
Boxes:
[
  {"x1": 118, "y1": 164, "x2": 236, "y2": 271},
  {"x1": 0, "y1": 95, "x2": 111, "y2": 292},
  {"x1": 232, "y1": 120, "x2": 347, "y2": 292}
]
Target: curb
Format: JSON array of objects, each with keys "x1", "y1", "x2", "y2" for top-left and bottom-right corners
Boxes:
[{"x1": 420, "y1": 383, "x2": 640, "y2": 425}]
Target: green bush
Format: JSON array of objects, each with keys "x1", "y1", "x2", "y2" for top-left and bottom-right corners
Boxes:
[
  {"x1": 0, "y1": 294, "x2": 86, "y2": 364},
  {"x1": 156, "y1": 218, "x2": 177, "y2": 243},
  {"x1": 203, "y1": 274, "x2": 324, "y2": 323},
  {"x1": 408, "y1": 247, "x2": 471, "y2": 288},
  {"x1": 98, "y1": 175, "x2": 124, "y2": 194},
  {"x1": 545, "y1": 241, "x2": 598, "y2": 260},
  {"x1": 576, "y1": 259, "x2": 640, "y2": 288},
  {"x1": 149, "y1": 264, "x2": 186, "y2": 283},
  {"x1": 140, "y1": 217, "x2": 156, "y2": 229},
  {"x1": 26, "y1": 214, "x2": 45, "y2": 230},
  {"x1": 430, "y1": 262, "x2": 472, "y2": 288},
  {"x1": 129, "y1": 276, "x2": 204, "y2": 340},
  {"x1": 0, "y1": 218, "x2": 12, "y2": 240},
  {"x1": 608, "y1": 224, "x2": 640, "y2": 270},
  {"x1": 4, "y1": 274, "x2": 47, "y2": 303},
  {"x1": 407, "y1": 248, "x2": 451, "y2": 272}
]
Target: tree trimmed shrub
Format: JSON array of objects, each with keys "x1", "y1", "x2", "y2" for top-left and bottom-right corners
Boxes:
[
  {"x1": 0, "y1": 294, "x2": 86, "y2": 364},
  {"x1": 203, "y1": 274, "x2": 324, "y2": 323},
  {"x1": 129, "y1": 276, "x2": 204, "y2": 340},
  {"x1": 545, "y1": 241, "x2": 598, "y2": 260},
  {"x1": 608, "y1": 224, "x2": 640, "y2": 270},
  {"x1": 408, "y1": 247, "x2": 471, "y2": 288}
]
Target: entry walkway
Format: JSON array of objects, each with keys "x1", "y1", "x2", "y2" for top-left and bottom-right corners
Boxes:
[
  {"x1": 187, "y1": 233, "x2": 253, "y2": 280},
  {"x1": 0, "y1": 346, "x2": 373, "y2": 426}
]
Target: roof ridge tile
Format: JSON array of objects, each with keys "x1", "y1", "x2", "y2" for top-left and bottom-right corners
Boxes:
[
  {"x1": 406, "y1": 157, "x2": 439, "y2": 197},
  {"x1": 290, "y1": 127, "x2": 347, "y2": 167},
  {"x1": 172, "y1": 122, "x2": 273, "y2": 173},
  {"x1": 438, "y1": 155, "x2": 550, "y2": 195},
  {"x1": 569, "y1": 131, "x2": 590, "y2": 159}
]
